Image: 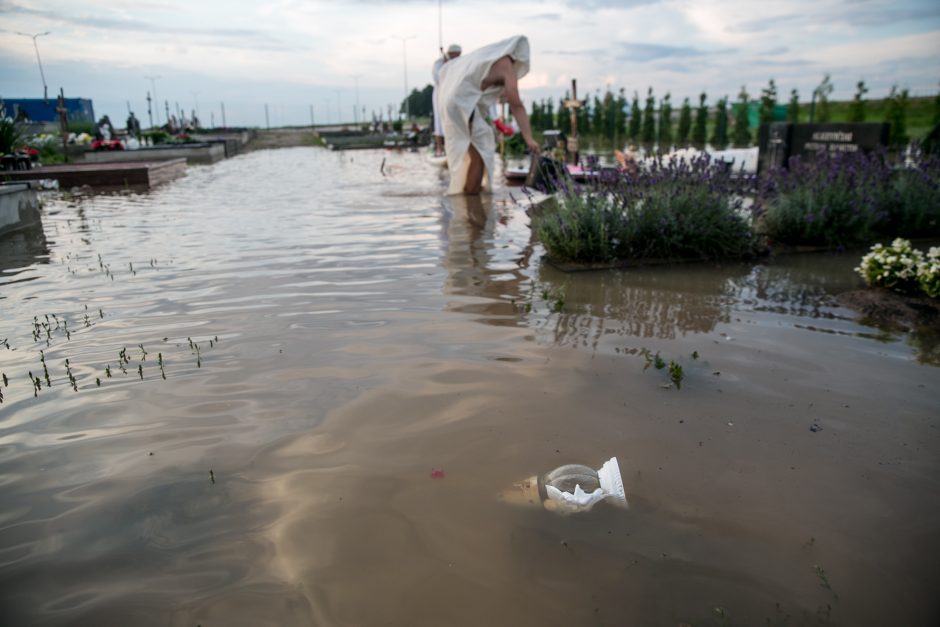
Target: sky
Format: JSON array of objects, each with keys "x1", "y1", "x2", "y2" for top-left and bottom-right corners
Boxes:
[{"x1": 1, "y1": 0, "x2": 938, "y2": 128}]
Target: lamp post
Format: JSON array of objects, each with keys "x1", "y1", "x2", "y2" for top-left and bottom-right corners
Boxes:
[
  {"x1": 335, "y1": 90, "x2": 342, "y2": 125},
  {"x1": 191, "y1": 91, "x2": 200, "y2": 127},
  {"x1": 16, "y1": 31, "x2": 50, "y2": 102},
  {"x1": 351, "y1": 74, "x2": 363, "y2": 125},
  {"x1": 391, "y1": 35, "x2": 416, "y2": 122},
  {"x1": 145, "y1": 75, "x2": 161, "y2": 127}
]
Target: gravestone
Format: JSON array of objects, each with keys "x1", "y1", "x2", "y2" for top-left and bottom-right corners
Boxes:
[{"x1": 757, "y1": 122, "x2": 889, "y2": 172}]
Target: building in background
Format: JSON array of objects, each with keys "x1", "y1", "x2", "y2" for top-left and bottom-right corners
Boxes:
[{"x1": 1, "y1": 98, "x2": 95, "y2": 123}]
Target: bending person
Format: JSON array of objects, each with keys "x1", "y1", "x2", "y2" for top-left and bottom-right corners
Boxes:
[{"x1": 438, "y1": 35, "x2": 540, "y2": 195}]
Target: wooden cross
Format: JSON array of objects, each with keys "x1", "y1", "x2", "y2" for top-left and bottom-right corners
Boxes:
[
  {"x1": 562, "y1": 79, "x2": 585, "y2": 139},
  {"x1": 55, "y1": 88, "x2": 69, "y2": 163},
  {"x1": 562, "y1": 79, "x2": 585, "y2": 162}
]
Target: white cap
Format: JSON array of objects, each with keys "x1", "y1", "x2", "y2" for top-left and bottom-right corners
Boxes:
[
  {"x1": 597, "y1": 457, "x2": 628, "y2": 509},
  {"x1": 447, "y1": 44, "x2": 462, "y2": 54}
]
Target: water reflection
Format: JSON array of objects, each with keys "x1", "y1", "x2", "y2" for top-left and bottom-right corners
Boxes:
[
  {"x1": 0, "y1": 205, "x2": 49, "y2": 291},
  {"x1": 534, "y1": 262, "x2": 747, "y2": 345},
  {"x1": 1, "y1": 148, "x2": 937, "y2": 626},
  {"x1": 439, "y1": 194, "x2": 534, "y2": 326}
]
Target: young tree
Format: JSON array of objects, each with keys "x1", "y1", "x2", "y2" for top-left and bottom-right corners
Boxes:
[
  {"x1": 642, "y1": 87, "x2": 656, "y2": 145},
  {"x1": 787, "y1": 89, "x2": 800, "y2": 123},
  {"x1": 733, "y1": 86, "x2": 751, "y2": 147},
  {"x1": 677, "y1": 97, "x2": 692, "y2": 144},
  {"x1": 628, "y1": 92, "x2": 641, "y2": 141},
  {"x1": 814, "y1": 74, "x2": 834, "y2": 123},
  {"x1": 603, "y1": 89, "x2": 617, "y2": 140},
  {"x1": 545, "y1": 99, "x2": 555, "y2": 130},
  {"x1": 591, "y1": 92, "x2": 603, "y2": 136},
  {"x1": 848, "y1": 80, "x2": 868, "y2": 122},
  {"x1": 577, "y1": 97, "x2": 590, "y2": 137},
  {"x1": 759, "y1": 78, "x2": 777, "y2": 125},
  {"x1": 884, "y1": 85, "x2": 910, "y2": 147},
  {"x1": 934, "y1": 84, "x2": 940, "y2": 128},
  {"x1": 530, "y1": 100, "x2": 542, "y2": 131},
  {"x1": 711, "y1": 96, "x2": 729, "y2": 148},
  {"x1": 658, "y1": 93, "x2": 673, "y2": 147},
  {"x1": 614, "y1": 88, "x2": 628, "y2": 139},
  {"x1": 692, "y1": 92, "x2": 707, "y2": 146}
]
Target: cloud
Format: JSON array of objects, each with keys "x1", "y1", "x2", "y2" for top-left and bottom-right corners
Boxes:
[
  {"x1": 614, "y1": 42, "x2": 728, "y2": 63},
  {"x1": 532, "y1": 12, "x2": 562, "y2": 20},
  {"x1": 562, "y1": 0, "x2": 663, "y2": 9},
  {"x1": 0, "y1": 0, "x2": 291, "y2": 51},
  {"x1": 733, "y1": 3, "x2": 940, "y2": 33}
]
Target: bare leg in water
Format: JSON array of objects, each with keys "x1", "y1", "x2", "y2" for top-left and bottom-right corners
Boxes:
[{"x1": 465, "y1": 144, "x2": 484, "y2": 194}]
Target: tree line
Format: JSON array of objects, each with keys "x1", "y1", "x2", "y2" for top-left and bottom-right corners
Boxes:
[{"x1": 524, "y1": 77, "x2": 925, "y2": 148}]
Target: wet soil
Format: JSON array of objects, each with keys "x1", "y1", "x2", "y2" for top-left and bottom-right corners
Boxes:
[{"x1": 838, "y1": 288, "x2": 940, "y2": 332}]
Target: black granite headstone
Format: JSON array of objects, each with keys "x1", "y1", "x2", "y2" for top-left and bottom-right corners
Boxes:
[{"x1": 758, "y1": 122, "x2": 889, "y2": 172}]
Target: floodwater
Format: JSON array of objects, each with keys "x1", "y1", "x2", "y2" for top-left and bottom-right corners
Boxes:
[{"x1": 1, "y1": 147, "x2": 938, "y2": 627}]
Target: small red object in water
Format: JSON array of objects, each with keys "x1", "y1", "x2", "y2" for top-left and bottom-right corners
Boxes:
[{"x1": 430, "y1": 468, "x2": 445, "y2": 479}]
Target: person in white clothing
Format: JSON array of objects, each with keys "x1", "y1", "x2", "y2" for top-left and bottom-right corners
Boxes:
[
  {"x1": 438, "y1": 35, "x2": 540, "y2": 195},
  {"x1": 432, "y1": 43, "x2": 462, "y2": 157}
]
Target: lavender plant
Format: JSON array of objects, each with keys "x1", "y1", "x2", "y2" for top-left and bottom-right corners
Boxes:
[
  {"x1": 534, "y1": 154, "x2": 755, "y2": 262},
  {"x1": 756, "y1": 149, "x2": 940, "y2": 247}
]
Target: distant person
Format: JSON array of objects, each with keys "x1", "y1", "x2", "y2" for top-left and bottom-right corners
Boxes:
[
  {"x1": 432, "y1": 43, "x2": 461, "y2": 156},
  {"x1": 126, "y1": 112, "x2": 141, "y2": 138},
  {"x1": 438, "y1": 35, "x2": 540, "y2": 195}
]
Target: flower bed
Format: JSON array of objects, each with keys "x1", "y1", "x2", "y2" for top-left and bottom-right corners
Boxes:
[
  {"x1": 532, "y1": 154, "x2": 756, "y2": 263},
  {"x1": 856, "y1": 238, "x2": 940, "y2": 297},
  {"x1": 755, "y1": 150, "x2": 940, "y2": 248}
]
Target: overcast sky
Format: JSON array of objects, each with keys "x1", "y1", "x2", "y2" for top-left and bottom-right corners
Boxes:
[{"x1": 1, "y1": 0, "x2": 938, "y2": 127}]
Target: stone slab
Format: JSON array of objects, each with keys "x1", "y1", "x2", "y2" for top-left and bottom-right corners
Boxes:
[
  {"x1": 84, "y1": 143, "x2": 224, "y2": 165},
  {"x1": 0, "y1": 159, "x2": 186, "y2": 190}
]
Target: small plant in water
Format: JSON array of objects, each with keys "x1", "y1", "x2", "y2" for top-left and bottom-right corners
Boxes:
[
  {"x1": 713, "y1": 606, "x2": 730, "y2": 627},
  {"x1": 668, "y1": 360, "x2": 685, "y2": 389},
  {"x1": 813, "y1": 565, "x2": 838, "y2": 600}
]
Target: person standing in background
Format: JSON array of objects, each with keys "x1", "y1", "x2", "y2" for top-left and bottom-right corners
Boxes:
[{"x1": 432, "y1": 43, "x2": 462, "y2": 157}]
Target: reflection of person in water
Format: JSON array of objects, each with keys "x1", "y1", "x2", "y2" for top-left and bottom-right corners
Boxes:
[
  {"x1": 439, "y1": 194, "x2": 532, "y2": 310},
  {"x1": 438, "y1": 35, "x2": 540, "y2": 195}
]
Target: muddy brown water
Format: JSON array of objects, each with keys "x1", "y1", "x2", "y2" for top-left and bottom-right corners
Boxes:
[{"x1": 1, "y1": 148, "x2": 938, "y2": 626}]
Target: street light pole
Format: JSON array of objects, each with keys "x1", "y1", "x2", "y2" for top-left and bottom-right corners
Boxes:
[
  {"x1": 391, "y1": 35, "x2": 416, "y2": 122},
  {"x1": 16, "y1": 31, "x2": 50, "y2": 101},
  {"x1": 145, "y1": 75, "x2": 162, "y2": 127},
  {"x1": 351, "y1": 74, "x2": 363, "y2": 126},
  {"x1": 191, "y1": 91, "x2": 200, "y2": 124}
]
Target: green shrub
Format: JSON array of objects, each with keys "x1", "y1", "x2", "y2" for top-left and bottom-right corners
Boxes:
[
  {"x1": 757, "y1": 150, "x2": 940, "y2": 247},
  {"x1": 143, "y1": 130, "x2": 170, "y2": 144},
  {"x1": 534, "y1": 154, "x2": 755, "y2": 263},
  {"x1": 0, "y1": 118, "x2": 22, "y2": 154}
]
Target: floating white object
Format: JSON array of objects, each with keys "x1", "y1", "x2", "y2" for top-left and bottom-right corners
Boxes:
[{"x1": 498, "y1": 456, "x2": 628, "y2": 514}]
